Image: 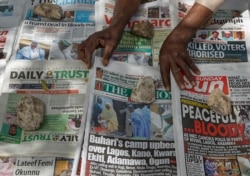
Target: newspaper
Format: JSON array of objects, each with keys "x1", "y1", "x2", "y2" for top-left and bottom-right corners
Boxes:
[
  {"x1": 0, "y1": 60, "x2": 89, "y2": 158},
  {"x1": 0, "y1": 155, "x2": 75, "y2": 176},
  {"x1": 24, "y1": 0, "x2": 95, "y2": 23},
  {"x1": 0, "y1": 27, "x2": 17, "y2": 60},
  {"x1": 9, "y1": 19, "x2": 95, "y2": 61},
  {"x1": 178, "y1": 0, "x2": 250, "y2": 21},
  {"x1": 0, "y1": 59, "x2": 6, "y2": 95},
  {"x1": 177, "y1": 0, "x2": 250, "y2": 63},
  {"x1": 189, "y1": 17, "x2": 250, "y2": 63},
  {"x1": 76, "y1": 57, "x2": 176, "y2": 176},
  {"x1": 0, "y1": 0, "x2": 27, "y2": 27},
  {"x1": 0, "y1": 0, "x2": 27, "y2": 60},
  {"x1": 7, "y1": 0, "x2": 96, "y2": 62},
  {"x1": 171, "y1": 62, "x2": 250, "y2": 175},
  {"x1": 95, "y1": 0, "x2": 172, "y2": 67}
]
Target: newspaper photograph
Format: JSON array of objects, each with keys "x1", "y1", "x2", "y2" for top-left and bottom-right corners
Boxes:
[
  {"x1": 77, "y1": 58, "x2": 176, "y2": 176},
  {"x1": 171, "y1": 62, "x2": 250, "y2": 176},
  {"x1": 0, "y1": 60, "x2": 89, "y2": 157},
  {"x1": 0, "y1": 3, "x2": 22, "y2": 17}
]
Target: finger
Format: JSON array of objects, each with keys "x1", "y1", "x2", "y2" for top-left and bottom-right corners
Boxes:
[
  {"x1": 178, "y1": 56, "x2": 199, "y2": 87},
  {"x1": 187, "y1": 60, "x2": 200, "y2": 75},
  {"x1": 160, "y1": 61, "x2": 171, "y2": 91},
  {"x1": 178, "y1": 61, "x2": 196, "y2": 87},
  {"x1": 77, "y1": 44, "x2": 85, "y2": 61},
  {"x1": 171, "y1": 66, "x2": 186, "y2": 90},
  {"x1": 102, "y1": 43, "x2": 115, "y2": 66},
  {"x1": 78, "y1": 39, "x2": 94, "y2": 68},
  {"x1": 84, "y1": 47, "x2": 93, "y2": 69},
  {"x1": 80, "y1": 37, "x2": 101, "y2": 68}
]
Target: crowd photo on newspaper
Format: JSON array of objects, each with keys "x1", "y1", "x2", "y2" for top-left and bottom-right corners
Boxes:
[{"x1": 0, "y1": 0, "x2": 250, "y2": 176}]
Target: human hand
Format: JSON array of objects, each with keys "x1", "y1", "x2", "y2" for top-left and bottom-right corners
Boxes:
[
  {"x1": 78, "y1": 26, "x2": 123, "y2": 68},
  {"x1": 159, "y1": 34, "x2": 200, "y2": 91}
]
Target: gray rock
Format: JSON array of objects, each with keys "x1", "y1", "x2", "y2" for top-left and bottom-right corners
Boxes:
[
  {"x1": 33, "y1": 3, "x2": 63, "y2": 20},
  {"x1": 207, "y1": 88, "x2": 231, "y2": 116},
  {"x1": 131, "y1": 76, "x2": 155, "y2": 104},
  {"x1": 16, "y1": 95, "x2": 45, "y2": 130},
  {"x1": 131, "y1": 21, "x2": 154, "y2": 38}
]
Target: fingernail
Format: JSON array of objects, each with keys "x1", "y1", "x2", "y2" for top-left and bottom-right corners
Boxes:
[
  {"x1": 180, "y1": 84, "x2": 185, "y2": 90},
  {"x1": 192, "y1": 81, "x2": 196, "y2": 86},
  {"x1": 165, "y1": 86, "x2": 171, "y2": 92},
  {"x1": 87, "y1": 63, "x2": 91, "y2": 69},
  {"x1": 102, "y1": 59, "x2": 107, "y2": 66}
]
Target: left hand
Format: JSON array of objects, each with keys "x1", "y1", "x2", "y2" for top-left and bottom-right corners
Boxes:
[{"x1": 159, "y1": 33, "x2": 200, "y2": 91}]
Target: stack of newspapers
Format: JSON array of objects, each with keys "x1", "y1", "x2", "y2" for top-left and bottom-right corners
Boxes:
[{"x1": 0, "y1": 0, "x2": 250, "y2": 176}]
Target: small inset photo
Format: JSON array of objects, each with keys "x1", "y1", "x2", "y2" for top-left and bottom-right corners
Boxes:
[
  {"x1": 15, "y1": 39, "x2": 50, "y2": 60},
  {"x1": 148, "y1": 6, "x2": 159, "y2": 18}
]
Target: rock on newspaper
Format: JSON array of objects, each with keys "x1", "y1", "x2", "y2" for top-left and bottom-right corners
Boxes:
[
  {"x1": 171, "y1": 62, "x2": 250, "y2": 176},
  {"x1": 76, "y1": 57, "x2": 176, "y2": 176},
  {"x1": 0, "y1": 60, "x2": 89, "y2": 158}
]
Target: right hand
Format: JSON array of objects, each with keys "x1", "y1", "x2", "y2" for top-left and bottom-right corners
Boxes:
[{"x1": 78, "y1": 26, "x2": 123, "y2": 68}]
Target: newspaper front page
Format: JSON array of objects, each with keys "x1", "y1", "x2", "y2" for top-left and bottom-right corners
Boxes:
[
  {"x1": 190, "y1": 18, "x2": 250, "y2": 63},
  {"x1": 178, "y1": 0, "x2": 250, "y2": 63},
  {"x1": 8, "y1": 0, "x2": 96, "y2": 62},
  {"x1": 9, "y1": 19, "x2": 95, "y2": 61},
  {"x1": 78, "y1": 58, "x2": 176, "y2": 176},
  {"x1": 0, "y1": 60, "x2": 89, "y2": 158},
  {"x1": 171, "y1": 62, "x2": 250, "y2": 176},
  {"x1": 0, "y1": 1, "x2": 94, "y2": 175}
]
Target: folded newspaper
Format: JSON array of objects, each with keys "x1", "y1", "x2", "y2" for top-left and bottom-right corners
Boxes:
[
  {"x1": 73, "y1": 57, "x2": 176, "y2": 176},
  {"x1": 171, "y1": 62, "x2": 250, "y2": 176},
  {"x1": 0, "y1": 60, "x2": 6, "y2": 95},
  {"x1": 0, "y1": 60, "x2": 89, "y2": 158}
]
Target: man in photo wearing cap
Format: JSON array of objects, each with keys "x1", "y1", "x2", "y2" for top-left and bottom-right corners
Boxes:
[
  {"x1": 222, "y1": 31, "x2": 233, "y2": 41},
  {"x1": 199, "y1": 31, "x2": 207, "y2": 40},
  {"x1": 16, "y1": 40, "x2": 45, "y2": 60},
  {"x1": 235, "y1": 31, "x2": 244, "y2": 40},
  {"x1": 49, "y1": 39, "x2": 75, "y2": 60},
  {"x1": 154, "y1": 111, "x2": 174, "y2": 141}
]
